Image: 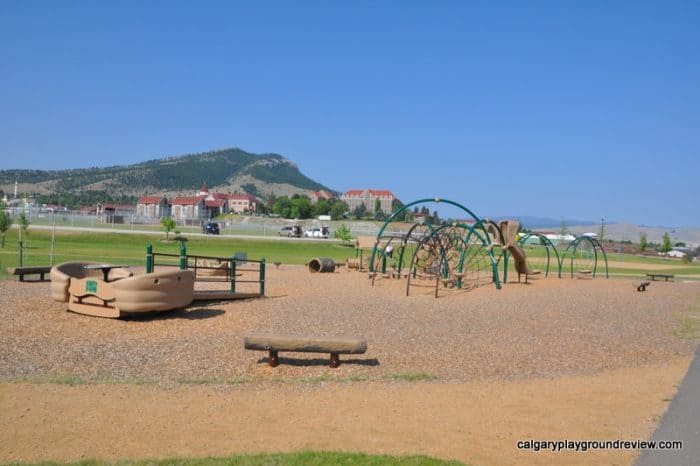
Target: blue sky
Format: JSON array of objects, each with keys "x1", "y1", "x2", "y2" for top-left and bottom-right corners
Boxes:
[{"x1": 1, "y1": 1, "x2": 698, "y2": 226}]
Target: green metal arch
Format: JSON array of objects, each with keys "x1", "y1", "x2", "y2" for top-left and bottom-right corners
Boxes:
[
  {"x1": 370, "y1": 221, "x2": 439, "y2": 279},
  {"x1": 561, "y1": 235, "x2": 609, "y2": 278},
  {"x1": 370, "y1": 198, "x2": 484, "y2": 273},
  {"x1": 408, "y1": 221, "x2": 501, "y2": 289},
  {"x1": 516, "y1": 233, "x2": 563, "y2": 278},
  {"x1": 461, "y1": 222, "x2": 502, "y2": 289}
]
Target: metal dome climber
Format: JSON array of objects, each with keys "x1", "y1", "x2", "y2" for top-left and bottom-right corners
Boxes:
[{"x1": 369, "y1": 198, "x2": 502, "y2": 297}]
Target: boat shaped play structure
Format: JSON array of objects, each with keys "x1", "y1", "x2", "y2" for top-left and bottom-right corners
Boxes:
[{"x1": 51, "y1": 261, "x2": 195, "y2": 318}]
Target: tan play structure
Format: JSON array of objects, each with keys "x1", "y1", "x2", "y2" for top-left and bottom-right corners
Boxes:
[
  {"x1": 491, "y1": 219, "x2": 542, "y2": 284},
  {"x1": 50, "y1": 261, "x2": 195, "y2": 318}
]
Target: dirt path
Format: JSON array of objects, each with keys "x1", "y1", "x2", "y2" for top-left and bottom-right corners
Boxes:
[{"x1": 0, "y1": 358, "x2": 690, "y2": 466}]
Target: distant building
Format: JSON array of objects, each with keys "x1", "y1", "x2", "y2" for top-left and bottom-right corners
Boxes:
[
  {"x1": 227, "y1": 193, "x2": 258, "y2": 213},
  {"x1": 136, "y1": 196, "x2": 171, "y2": 219},
  {"x1": 340, "y1": 189, "x2": 395, "y2": 214},
  {"x1": 308, "y1": 190, "x2": 334, "y2": 203},
  {"x1": 97, "y1": 203, "x2": 136, "y2": 224},
  {"x1": 665, "y1": 250, "x2": 686, "y2": 258},
  {"x1": 544, "y1": 233, "x2": 577, "y2": 244},
  {"x1": 169, "y1": 184, "x2": 259, "y2": 220},
  {"x1": 171, "y1": 195, "x2": 207, "y2": 221}
]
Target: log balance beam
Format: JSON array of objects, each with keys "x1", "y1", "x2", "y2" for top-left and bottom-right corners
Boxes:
[{"x1": 244, "y1": 333, "x2": 367, "y2": 368}]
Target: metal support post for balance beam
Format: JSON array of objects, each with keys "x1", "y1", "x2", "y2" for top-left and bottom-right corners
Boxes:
[
  {"x1": 179, "y1": 242, "x2": 187, "y2": 270},
  {"x1": 230, "y1": 255, "x2": 236, "y2": 292},
  {"x1": 259, "y1": 258, "x2": 266, "y2": 296},
  {"x1": 146, "y1": 244, "x2": 153, "y2": 273}
]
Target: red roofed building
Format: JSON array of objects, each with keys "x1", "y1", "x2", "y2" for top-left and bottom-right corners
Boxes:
[
  {"x1": 97, "y1": 203, "x2": 136, "y2": 224},
  {"x1": 140, "y1": 183, "x2": 259, "y2": 221},
  {"x1": 171, "y1": 195, "x2": 207, "y2": 220},
  {"x1": 340, "y1": 189, "x2": 395, "y2": 215},
  {"x1": 227, "y1": 193, "x2": 258, "y2": 213},
  {"x1": 136, "y1": 196, "x2": 171, "y2": 219}
]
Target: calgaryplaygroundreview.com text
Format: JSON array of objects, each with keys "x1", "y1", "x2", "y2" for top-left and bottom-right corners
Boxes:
[{"x1": 517, "y1": 439, "x2": 683, "y2": 452}]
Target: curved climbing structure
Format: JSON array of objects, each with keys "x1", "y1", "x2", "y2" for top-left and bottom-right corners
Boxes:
[
  {"x1": 516, "y1": 233, "x2": 562, "y2": 278},
  {"x1": 561, "y1": 235, "x2": 609, "y2": 278}
]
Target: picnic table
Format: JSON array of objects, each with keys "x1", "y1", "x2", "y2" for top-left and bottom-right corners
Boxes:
[{"x1": 83, "y1": 264, "x2": 129, "y2": 282}]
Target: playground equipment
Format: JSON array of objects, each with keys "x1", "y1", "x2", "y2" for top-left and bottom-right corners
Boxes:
[
  {"x1": 505, "y1": 243, "x2": 541, "y2": 283},
  {"x1": 244, "y1": 333, "x2": 367, "y2": 368},
  {"x1": 561, "y1": 235, "x2": 609, "y2": 279},
  {"x1": 145, "y1": 244, "x2": 266, "y2": 300},
  {"x1": 369, "y1": 198, "x2": 502, "y2": 297},
  {"x1": 308, "y1": 257, "x2": 336, "y2": 273},
  {"x1": 515, "y1": 233, "x2": 562, "y2": 278},
  {"x1": 50, "y1": 261, "x2": 195, "y2": 318},
  {"x1": 363, "y1": 197, "x2": 610, "y2": 296}
]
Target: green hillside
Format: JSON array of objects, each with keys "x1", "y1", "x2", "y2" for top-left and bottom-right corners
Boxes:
[{"x1": 0, "y1": 147, "x2": 332, "y2": 200}]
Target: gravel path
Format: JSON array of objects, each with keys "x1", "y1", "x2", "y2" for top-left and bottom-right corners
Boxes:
[{"x1": 1, "y1": 266, "x2": 698, "y2": 383}]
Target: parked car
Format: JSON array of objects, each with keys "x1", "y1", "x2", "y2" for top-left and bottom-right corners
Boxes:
[
  {"x1": 278, "y1": 225, "x2": 302, "y2": 237},
  {"x1": 303, "y1": 226, "x2": 330, "y2": 239},
  {"x1": 202, "y1": 222, "x2": 220, "y2": 235}
]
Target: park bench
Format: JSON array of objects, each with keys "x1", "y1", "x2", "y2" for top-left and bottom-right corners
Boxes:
[
  {"x1": 9, "y1": 266, "x2": 52, "y2": 282},
  {"x1": 244, "y1": 333, "x2": 367, "y2": 368},
  {"x1": 647, "y1": 273, "x2": 674, "y2": 282},
  {"x1": 634, "y1": 281, "x2": 651, "y2": 292}
]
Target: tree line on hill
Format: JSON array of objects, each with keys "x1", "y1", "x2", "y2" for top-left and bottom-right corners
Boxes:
[{"x1": 32, "y1": 191, "x2": 138, "y2": 209}]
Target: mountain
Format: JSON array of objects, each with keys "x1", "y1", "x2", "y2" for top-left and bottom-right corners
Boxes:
[
  {"x1": 566, "y1": 223, "x2": 700, "y2": 246},
  {"x1": 492, "y1": 215, "x2": 597, "y2": 230},
  {"x1": 0, "y1": 147, "x2": 332, "y2": 202}
]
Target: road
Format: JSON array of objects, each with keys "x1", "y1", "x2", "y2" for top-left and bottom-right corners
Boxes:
[{"x1": 635, "y1": 345, "x2": 700, "y2": 466}]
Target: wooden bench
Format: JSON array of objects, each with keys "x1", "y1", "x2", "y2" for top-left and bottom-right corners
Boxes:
[
  {"x1": 634, "y1": 281, "x2": 651, "y2": 292},
  {"x1": 9, "y1": 266, "x2": 52, "y2": 282},
  {"x1": 647, "y1": 273, "x2": 674, "y2": 282},
  {"x1": 244, "y1": 333, "x2": 367, "y2": 368}
]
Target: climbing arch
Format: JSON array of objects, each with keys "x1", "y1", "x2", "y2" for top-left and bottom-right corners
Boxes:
[
  {"x1": 561, "y1": 235, "x2": 609, "y2": 278},
  {"x1": 515, "y1": 233, "x2": 563, "y2": 278},
  {"x1": 369, "y1": 198, "x2": 502, "y2": 296}
]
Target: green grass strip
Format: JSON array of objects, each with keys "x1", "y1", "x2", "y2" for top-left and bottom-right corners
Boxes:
[{"x1": 4, "y1": 451, "x2": 466, "y2": 466}]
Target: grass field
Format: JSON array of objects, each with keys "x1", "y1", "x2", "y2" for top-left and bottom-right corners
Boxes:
[
  {"x1": 0, "y1": 228, "x2": 357, "y2": 279},
  {"x1": 1, "y1": 227, "x2": 698, "y2": 280},
  {"x1": 4, "y1": 451, "x2": 466, "y2": 466}
]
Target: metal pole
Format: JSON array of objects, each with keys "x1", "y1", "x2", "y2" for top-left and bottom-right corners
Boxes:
[
  {"x1": 179, "y1": 241, "x2": 187, "y2": 270},
  {"x1": 231, "y1": 260, "x2": 236, "y2": 293},
  {"x1": 146, "y1": 244, "x2": 153, "y2": 273},
  {"x1": 259, "y1": 258, "x2": 266, "y2": 296},
  {"x1": 230, "y1": 256, "x2": 236, "y2": 292}
]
